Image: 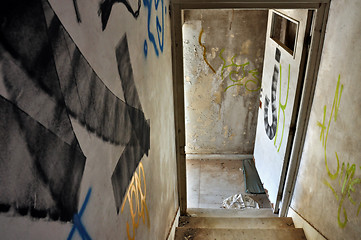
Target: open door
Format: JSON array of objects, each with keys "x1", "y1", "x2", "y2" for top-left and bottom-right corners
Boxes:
[{"x1": 254, "y1": 9, "x2": 311, "y2": 213}]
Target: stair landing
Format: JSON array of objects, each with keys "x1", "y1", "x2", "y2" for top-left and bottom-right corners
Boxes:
[
  {"x1": 175, "y1": 208, "x2": 306, "y2": 240},
  {"x1": 175, "y1": 227, "x2": 307, "y2": 240}
]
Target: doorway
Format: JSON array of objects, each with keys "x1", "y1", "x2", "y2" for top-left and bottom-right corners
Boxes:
[
  {"x1": 254, "y1": 9, "x2": 313, "y2": 213},
  {"x1": 182, "y1": 9, "x2": 270, "y2": 210},
  {"x1": 171, "y1": 0, "x2": 330, "y2": 217}
]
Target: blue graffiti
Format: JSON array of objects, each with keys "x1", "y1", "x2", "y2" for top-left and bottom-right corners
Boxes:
[
  {"x1": 143, "y1": 0, "x2": 164, "y2": 57},
  {"x1": 67, "y1": 188, "x2": 92, "y2": 240},
  {"x1": 144, "y1": 40, "x2": 148, "y2": 57}
]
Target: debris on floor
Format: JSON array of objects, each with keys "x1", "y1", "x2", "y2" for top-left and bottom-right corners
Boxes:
[
  {"x1": 182, "y1": 228, "x2": 196, "y2": 240},
  {"x1": 221, "y1": 193, "x2": 259, "y2": 209}
]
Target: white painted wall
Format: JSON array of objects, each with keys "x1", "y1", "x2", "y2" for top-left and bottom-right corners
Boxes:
[
  {"x1": 0, "y1": 0, "x2": 178, "y2": 239},
  {"x1": 291, "y1": 1, "x2": 361, "y2": 239}
]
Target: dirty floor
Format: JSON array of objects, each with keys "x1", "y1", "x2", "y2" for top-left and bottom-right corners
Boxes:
[{"x1": 186, "y1": 159, "x2": 271, "y2": 209}]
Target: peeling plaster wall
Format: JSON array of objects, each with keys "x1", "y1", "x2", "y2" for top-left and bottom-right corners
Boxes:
[
  {"x1": 183, "y1": 9, "x2": 268, "y2": 155},
  {"x1": 290, "y1": 1, "x2": 361, "y2": 239},
  {"x1": 0, "y1": 0, "x2": 178, "y2": 240}
]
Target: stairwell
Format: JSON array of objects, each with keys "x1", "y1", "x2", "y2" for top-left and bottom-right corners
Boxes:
[{"x1": 175, "y1": 208, "x2": 307, "y2": 240}]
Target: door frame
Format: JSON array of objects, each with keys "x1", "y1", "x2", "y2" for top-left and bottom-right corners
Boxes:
[{"x1": 170, "y1": 0, "x2": 330, "y2": 216}]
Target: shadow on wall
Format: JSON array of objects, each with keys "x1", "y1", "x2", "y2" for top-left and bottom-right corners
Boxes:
[{"x1": 0, "y1": 0, "x2": 149, "y2": 223}]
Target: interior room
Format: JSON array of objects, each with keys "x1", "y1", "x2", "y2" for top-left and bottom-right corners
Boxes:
[{"x1": 182, "y1": 9, "x2": 271, "y2": 210}]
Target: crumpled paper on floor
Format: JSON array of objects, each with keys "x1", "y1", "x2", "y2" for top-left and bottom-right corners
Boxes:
[{"x1": 221, "y1": 193, "x2": 259, "y2": 209}]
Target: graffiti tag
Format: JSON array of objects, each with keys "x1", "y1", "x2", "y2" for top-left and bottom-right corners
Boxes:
[
  {"x1": 318, "y1": 75, "x2": 361, "y2": 228},
  {"x1": 143, "y1": 0, "x2": 165, "y2": 57},
  {"x1": 67, "y1": 188, "x2": 92, "y2": 240},
  {"x1": 273, "y1": 64, "x2": 290, "y2": 152},
  {"x1": 121, "y1": 162, "x2": 150, "y2": 240},
  {"x1": 198, "y1": 28, "x2": 216, "y2": 73},
  {"x1": 263, "y1": 48, "x2": 280, "y2": 140},
  {"x1": 219, "y1": 48, "x2": 261, "y2": 92}
]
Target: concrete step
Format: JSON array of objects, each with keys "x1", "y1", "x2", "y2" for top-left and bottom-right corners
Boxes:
[
  {"x1": 175, "y1": 227, "x2": 307, "y2": 240},
  {"x1": 187, "y1": 208, "x2": 276, "y2": 218},
  {"x1": 179, "y1": 216, "x2": 295, "y2": 229}
]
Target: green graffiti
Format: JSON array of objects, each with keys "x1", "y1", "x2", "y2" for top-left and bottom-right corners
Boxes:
[
  {"x1": 324, "y1": 178, "x2": 339, "y2": 201},
  {"x1": 325, "y1": 161, "x2": 361, "y2": 228},
  {"x1": 246, "y1": 69, "x2": 261, "y2": 92},
  {"x1": 220, "y1": 48, "x2": 248, "y2": 80},
  {"x1": 317, "y1": 75, "x2": 343, "y2": 180},
  {"x1": 318, "y1": 75, "x2": 361, "y2": 228},
  {"x1": 273, "y1": 64, "x2": 290, "y2": 152},
  {"x1": 338, "y1": 197, "x2": 348, "y2": 228},
  {"x1": 317, "y1": 105, "x2": 327, "y2": 146},
  {"x1": 219, "y1": 48, "x2": 261, "y2": 92},
  {"x1": 336, "y1": 162, "x2": 359, "y2": 228},
  {"x1": 333, "y1": 159, "x2": 361, "y2": 228},
  {"x1": 358, "y1": 166, "x2": 361, "y2": 217}
]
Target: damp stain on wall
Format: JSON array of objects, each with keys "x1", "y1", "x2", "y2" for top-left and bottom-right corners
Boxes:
[{"x1": 183, "y1": 9, "x2": 267, "y2": 154}]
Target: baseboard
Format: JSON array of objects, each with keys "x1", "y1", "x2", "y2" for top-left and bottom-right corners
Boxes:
[
  {"x1": 287, "y1": 207, "x2": 327, "y2": 240},
  {"x1": 166, "y1": 207, "x2": 180, "y2": 240},
  {"x1": 186, "y1": 154, "x2": 253, "y2": 160}
]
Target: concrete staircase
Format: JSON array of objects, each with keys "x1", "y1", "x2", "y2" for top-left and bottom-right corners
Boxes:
[{"x1": 174, "y1": 208, "x2": 307, "y2": 240}]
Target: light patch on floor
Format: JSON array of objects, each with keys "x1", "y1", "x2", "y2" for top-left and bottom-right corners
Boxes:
[{"x1": 187, "y1": 159, "x2": 271, "y2": 209}]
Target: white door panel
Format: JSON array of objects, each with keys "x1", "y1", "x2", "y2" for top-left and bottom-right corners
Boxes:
[{"x1": 254, "y1": 9, "x2": 309, "y2": 209}]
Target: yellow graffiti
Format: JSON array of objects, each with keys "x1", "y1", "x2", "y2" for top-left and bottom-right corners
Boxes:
[
  {"x1": 318, "y1": 75, "x2": 344, "y2": 180},
  {"x1": 274, "y1": 64, "x2": 290, "y2": 152},
  {"x1": 121, "y1": 162, "x2": 150, "y2": 240},
  {"x1": 219, "y1": 48, "x2": 261, "y2": 92},
  {"x1": 245, "y1": 69, "x2": 261, "y2": 92},
  {"x1": 324, "y1": 161, "x2": 361, "y2": 228},
  {"x1": 198, "y1": 29, "x2": 216, "y2": 74},
  {"x1": 196, "y1": 31, "x2": 261, "y2": 92},
  {"x1": 318, "y1": 75, "x2": 361, "y2": 228}
]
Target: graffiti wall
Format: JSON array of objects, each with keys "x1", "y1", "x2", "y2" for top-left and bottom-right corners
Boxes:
[
  {"x1": 0, "y1": 0, "x2": 178, "y2": 239},
  {"x1": 290, "y1": 1, "x2": 361, "y2": 239},
  {"x1": 183, "y1": 9, "x2": 268, "y2": 155}
]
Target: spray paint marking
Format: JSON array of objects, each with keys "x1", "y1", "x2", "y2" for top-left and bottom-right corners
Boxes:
[
  {"x1": 317, "y1": 75, "x2": 361, "y2": 228},
  {"x1": 198, "y1": 29, "x2": 216, "y2": 74},
  {"x1": 245, "y1": 69, "x2": 261, "y2": 92},
  {"x1": 143, "y1": 0, "x2": 164, "y2": 57},
  {"x1": 220, "y1": 48, "x2": 248, "y2": 81},
  {"x1": 263, "y1": 48, "x2": 281, "y2": 140},
  {"x1": 121, "y1": 162, "x2": 149, "y2": 240},
  {"x1": 67, "y1": 188, "x2": 92, "y2": 240},
  {"x1": 274, "y1": 64, "x2": 290, "y2": 152},
  {"x1": 219, "y1": 48, "x2": 261, "y2": 92},
  {"x1": 318, "y1": 75, "x2": 344, "y2": 180},
  {"x1": 72, "y1": 0, "x2": 82, "y2": 23}
]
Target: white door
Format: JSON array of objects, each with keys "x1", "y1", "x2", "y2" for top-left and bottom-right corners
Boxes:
[{"x1": 254, "y1": 9, "x2": 311, "y2": 212}]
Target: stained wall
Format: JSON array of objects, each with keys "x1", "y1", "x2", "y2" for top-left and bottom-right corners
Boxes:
[
  {"x1": 183, "y1": 9, "x2": 268, "y2": 155},
  {"x1": 290, "y1": 1, "x2": 361, "y2": 239},
  {"x1": 0, "y1": 0, "x2": 178, "y2": 239}
]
